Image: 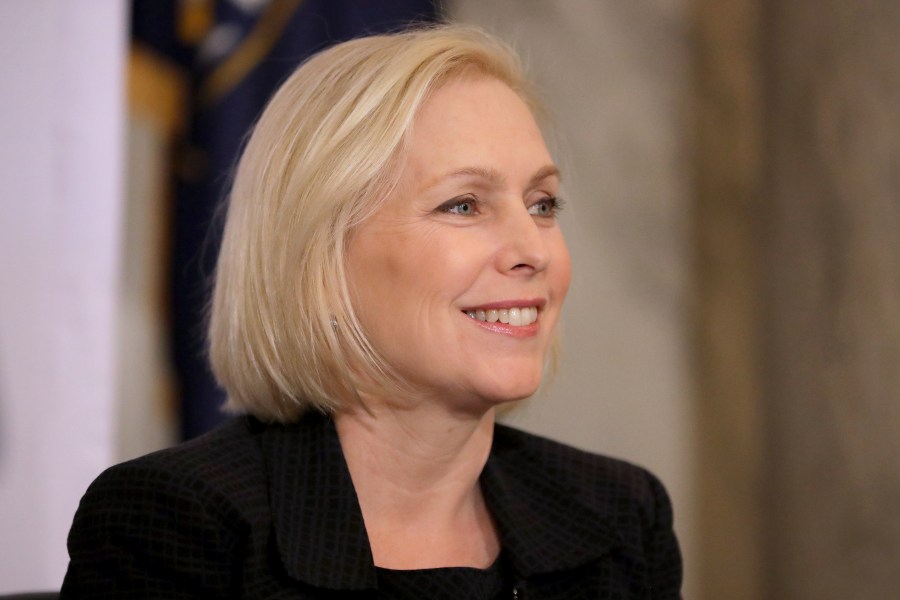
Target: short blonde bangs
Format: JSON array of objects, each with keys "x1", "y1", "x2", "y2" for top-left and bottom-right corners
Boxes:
[{"x1": 209, "y1": 24, "x2": 538, "y2": 422}]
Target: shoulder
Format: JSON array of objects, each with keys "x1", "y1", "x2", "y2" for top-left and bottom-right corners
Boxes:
[
  {"x1": 71, "y1": 417, "x2": 270, "y2": 543},
  {"x1": 62, "y1": 417, "x2": 270, "y2": 597},
  {"x1": 85, "y1": 416, "x2": 267, "y2": 513},
  {"x1": 69, "y1": 419, "x2": 266, "y2": 550}
]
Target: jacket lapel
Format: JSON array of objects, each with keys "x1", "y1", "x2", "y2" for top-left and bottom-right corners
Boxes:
[
  {"x1": 481, "y1": 424, "x2": 624, "y2": 579},
  {"x1": 260, "y1": 412, "x2": 378, "y2": 591}
]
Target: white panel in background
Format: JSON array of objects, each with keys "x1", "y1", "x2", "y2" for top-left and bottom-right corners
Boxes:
[{"x1": 0, "y1": 0, "x2": 127, "y2": 592}]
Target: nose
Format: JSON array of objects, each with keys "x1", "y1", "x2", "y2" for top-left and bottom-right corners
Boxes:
[{"x1": 495, "y1": 204, "x2": 551, "y2": 275}]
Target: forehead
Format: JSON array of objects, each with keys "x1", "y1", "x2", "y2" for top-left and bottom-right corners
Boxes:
[{"x1": 402, "y1": 76, "x2": 552, "y2": 190}]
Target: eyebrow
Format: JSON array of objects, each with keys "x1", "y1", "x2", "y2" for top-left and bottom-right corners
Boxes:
[{"x1": 425, "y1": 164, "x2": 562, "y2": 190}]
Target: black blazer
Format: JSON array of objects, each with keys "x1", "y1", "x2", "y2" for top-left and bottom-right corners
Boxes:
[{"x1": 60, "y1": 413, "x2": 682, "y2": 599}]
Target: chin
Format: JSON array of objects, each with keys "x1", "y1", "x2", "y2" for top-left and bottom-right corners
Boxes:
[{"x1": 475, "y1": 372, "x2": 543, "y2": 405}]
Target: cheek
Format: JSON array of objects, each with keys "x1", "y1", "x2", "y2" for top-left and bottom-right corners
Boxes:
[
  {"x1": 346, "y1": 233, "x2": 395, "y2": 315},
  {"x1": 550, "y1": 233, "x2": 572, "y2": 299},
  {"x1": 400, "y1": 227, "x2": 490, "y2": 292},
  {"x1": 348, "y1": 226, "x2": 459, "y2": 318}
]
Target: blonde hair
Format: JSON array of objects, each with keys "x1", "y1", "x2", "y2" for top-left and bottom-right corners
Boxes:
[{"x1": 208, "y1": 24, "x2": 539, "y2": 422}]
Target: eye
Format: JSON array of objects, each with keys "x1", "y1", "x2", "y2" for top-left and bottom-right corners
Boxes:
[
  {"x1": 528, "y1": 196, "x2": 564, "y2": 218},
  {"x1": 436, "y1": 195, "x2": 479, "y2": 216}
]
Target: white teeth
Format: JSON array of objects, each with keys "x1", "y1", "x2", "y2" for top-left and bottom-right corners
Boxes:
[{"x1": 465, "y1": 306, "x2": 539, "y2": 327}]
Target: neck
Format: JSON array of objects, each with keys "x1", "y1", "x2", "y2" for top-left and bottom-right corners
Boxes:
[{"x1": 334, "y1": 399, "x2": 499, "y2": 569}]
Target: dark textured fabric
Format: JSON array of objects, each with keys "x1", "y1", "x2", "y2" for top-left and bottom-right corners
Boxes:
[
  {"x1": 376, "y1": 556, "x2": 507, "y2": 600},
  {"x1": 61, "y1": 413, "x2": 682, "y2": 599}
]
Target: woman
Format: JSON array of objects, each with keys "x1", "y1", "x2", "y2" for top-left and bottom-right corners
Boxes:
[{"x1": 61, "y1": 25, "x2": 681, "y2": 599}]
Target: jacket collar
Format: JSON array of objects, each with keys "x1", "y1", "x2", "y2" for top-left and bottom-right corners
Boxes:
[
  {"x1": 261, "y1": 412, "x2": 378, "y2": 590},
  {"x1": 260, "y1": 412, "x2": 621, "y2": 590},
  {"x1": 482, "y1": 424, "x2": 623, "y2": 577}
]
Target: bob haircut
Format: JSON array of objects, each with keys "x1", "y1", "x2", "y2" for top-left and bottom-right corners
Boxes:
[{"x1": 209, "y1": 24, "x2": 545, "y2": 422}]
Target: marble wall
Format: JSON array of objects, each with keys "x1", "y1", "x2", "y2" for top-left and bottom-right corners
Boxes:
[
  {"x1": 695, "y1": 0, "x2": 900, "y2": 597},
  {"x1": 692, "y1": 0, "x2": 766, "y2": 597},
  {"x1": 763, "y1": 1, "x2": 900, "y2": 597}
]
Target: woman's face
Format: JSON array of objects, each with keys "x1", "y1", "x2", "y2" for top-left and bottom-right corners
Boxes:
[{"x1": 347, "y1": 76, "x2": 571, "y2": 412}]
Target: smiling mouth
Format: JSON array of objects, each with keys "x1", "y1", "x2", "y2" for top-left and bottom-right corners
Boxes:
[{"x1": 464, "y1": 306, "x2": 539, "y2": 327}]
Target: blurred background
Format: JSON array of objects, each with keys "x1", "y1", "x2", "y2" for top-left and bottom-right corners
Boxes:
[{"x1": 1, "y1": 0, "x2": 898, "y2": 597}]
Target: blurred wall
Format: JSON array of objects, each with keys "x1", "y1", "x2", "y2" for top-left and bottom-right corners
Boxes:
[{"x1": 116, "y1": 45, "x2": 183, "y2": 460}]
